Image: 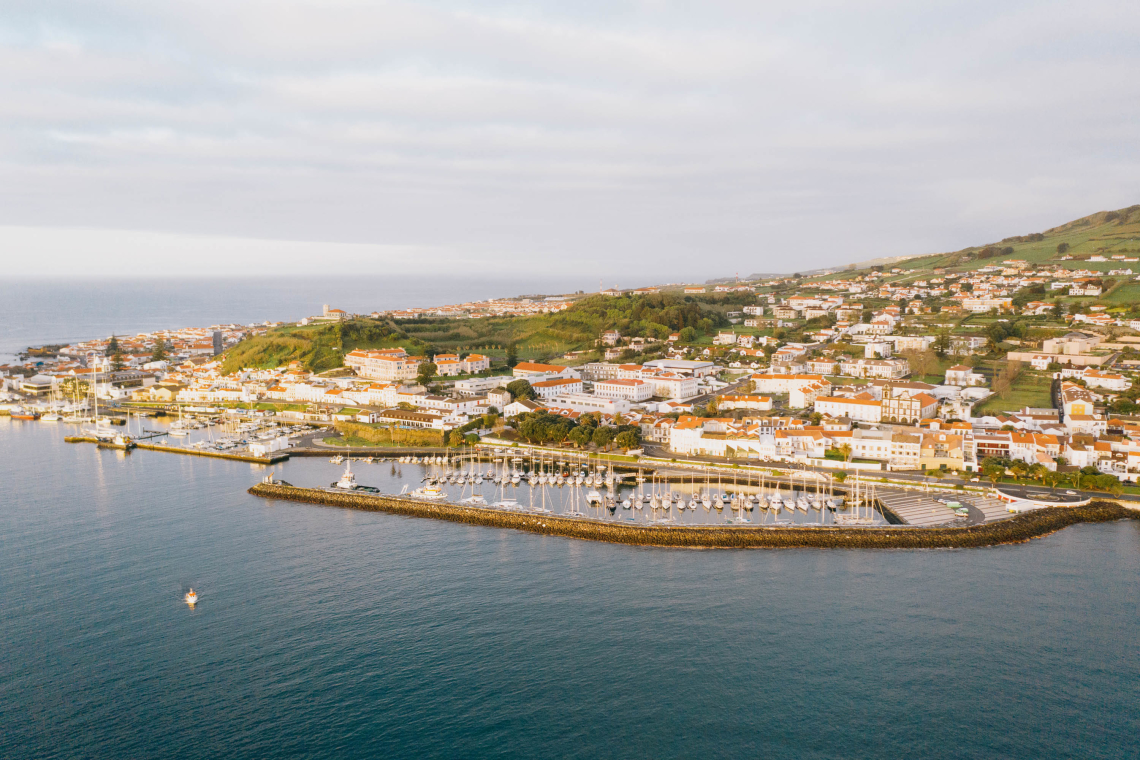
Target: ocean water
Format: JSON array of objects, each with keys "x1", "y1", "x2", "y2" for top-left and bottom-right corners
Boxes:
[{"x1": 2, "y1": 417, "x2": 1138, "y2": 758}]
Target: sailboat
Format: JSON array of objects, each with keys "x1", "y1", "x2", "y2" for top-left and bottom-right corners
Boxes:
[{"x1": 169, "y1": 404, "x2": 191, "y2": 437}]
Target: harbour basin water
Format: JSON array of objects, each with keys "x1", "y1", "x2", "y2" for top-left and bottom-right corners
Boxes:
[{"x1": 2, "y1": 417, "x2": 1138, "y2": 758}]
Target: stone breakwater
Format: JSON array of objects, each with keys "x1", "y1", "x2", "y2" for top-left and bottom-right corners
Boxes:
[{"x1": 248, "y1": 483, "x2": 1138, "y2": 549}]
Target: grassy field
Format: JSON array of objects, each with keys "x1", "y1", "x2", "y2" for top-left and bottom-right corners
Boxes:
[
  {"x1": 1100, "y1": 280, "x2": 1140, "y2": 305},
  {"x1": 972, "y1": 371, "x2": 1054, "y2": 415},
  {"x1": 323, "y1": 435, "x2": 413, "y2": 448}
]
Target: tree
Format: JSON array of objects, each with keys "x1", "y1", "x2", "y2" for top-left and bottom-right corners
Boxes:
[
  {"x1": 60, "y1": 376, "x2": 89, "y2": 402},
  {"x1": 108, "y1": 335, "x2": 125, "y2": 372},
  {"x1": 1056, "y1": 242, "x2": 1070, "y2": 254},
  {"x1": 505, "y1": 342, "x2": 519, "y2": 368},
  {"x1": 705, "y1": 396, "x2": 719, "y2": 414},
  {"x1": 833, "y1": 471, "x2": 848, "y2": 483},
  {"x1": 151, "y1": 338, "x2": 167, "y2": 363},
  {"x1": 506, "y1": 379, "x2": 536, "y2": 401},
  {"x1": 861, "y1": 309, "x2": 873, "y2": 324},
  {"x1": 902, "y1": 349, "x2": 936, "y2": 380},
  {"x1": 837, "y1": 443, "x2": 852, "y2": 463},
  {"x1": 679, "y1": 326, "x2": 698, "y2": 343},
  {"x1": 592, "y1": 426, "x2": 616, "y2": 449},
  {"x1": 568, "y1": 426, "x2": 592, "y2": 448},
  {"x1": 448, "y1": 430, "x2": 464, "y2": 447},
  {"x1": 464, "y1": 433, "x2": 480, "y2": 445},
  {"x1": 615, "y1": 429, "x2": 641, "y2": 450},
  {"x1": 417, "y1": 362, "x2": 437, "y2": 385},
  {"x1": 933, "y1": 331, "x2": 951, "y2": 358}
]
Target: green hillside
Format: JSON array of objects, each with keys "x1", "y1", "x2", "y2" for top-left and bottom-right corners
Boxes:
[
  {"x1": 894, "y1": 205, "x2": 1140, "y2": 276},
  {"x1": 220, "y1": 293, "x2": 736, "y2": 374}
]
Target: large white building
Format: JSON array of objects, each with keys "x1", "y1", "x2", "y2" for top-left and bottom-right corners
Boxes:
[
  {"x1": 432, "y1": 353, "x2": 492, "y2": 377},
  {"x1": 1083, "y1": 369, "x2": 1131, "y2": 391},
  {"x1": 345, "y1": 349, "x2": 423, "y2": 381},
  {"x1": 642, "y1": 373, "x2": 698, "y2": 400},
  {"x1": 717, "y1": 394, "x2": 772, "y2": 411},
  {"x1": 547, "y1": 393, "x2": 630, "y2": 416},
  {"x1": 641, "y1": 359, "x2": 717, "y2": 378},
  {"x1": 531, "y1": 377, "x2": 584, "y2": 400},
  {"x1": 453, "y1": 375, "x2": 512, "y2": 396},
  {"x1": 962, "y1": 296, "x2": 1013, "y2": 313},
  {"x1": 594, "y1": 378, "x2": 655, "y2": 402},
  {"x1": 838, "y1": 358, "x2": 909, "y2": 380},
  {"x1": 814, "y1": 395, "x2": 883, "y2": 423},
  {"x1": 512, "y1": 362, "x2": 580, "y2": 381}
]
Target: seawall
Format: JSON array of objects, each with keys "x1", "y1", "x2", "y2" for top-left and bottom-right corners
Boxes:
[{"x1": 247, "y1": 483, "x2": 1138, "y2": 549}]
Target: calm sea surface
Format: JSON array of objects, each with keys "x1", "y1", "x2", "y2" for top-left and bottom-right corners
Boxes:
[
  {"x1": 2, "y1": 421, "x2": 1139, "y2": 758},
  {"x1": 1, "y1": 282, "x2": 1139, "y2": 758}
]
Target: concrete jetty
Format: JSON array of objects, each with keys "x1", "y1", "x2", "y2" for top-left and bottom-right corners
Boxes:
[{"x1": 65, "y1": 436, "x2": 289, "y2": 464}]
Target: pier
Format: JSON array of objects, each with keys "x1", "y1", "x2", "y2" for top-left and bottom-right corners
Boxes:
[{"x1": 65, "y1": 436, "x2": 290, "y2": 464}]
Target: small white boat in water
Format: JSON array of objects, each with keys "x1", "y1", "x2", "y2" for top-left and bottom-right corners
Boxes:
[
  {"x1": 411, "y1": 484, "x2": 446, "y2": 500},
  {"x1": 185, "y1": 589, "x2": 198, "y2": 605}
]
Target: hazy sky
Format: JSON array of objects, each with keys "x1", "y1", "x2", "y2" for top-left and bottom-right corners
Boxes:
[{"x1": 3, "y1": 1, "x2": 1138, "y2": 281}]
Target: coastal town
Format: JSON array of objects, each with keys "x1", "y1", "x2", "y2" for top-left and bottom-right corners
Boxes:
[{"x1": 8, "y1": 208, "x2": 1140, "y2": 505}]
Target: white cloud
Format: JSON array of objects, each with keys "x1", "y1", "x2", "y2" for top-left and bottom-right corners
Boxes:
[{"x1": 0, "y1": 0, "x2": 1138, "y2": 280}]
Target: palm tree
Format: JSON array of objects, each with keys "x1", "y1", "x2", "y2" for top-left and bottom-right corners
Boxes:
[{"x1": 838, "y1": 443, "x2": 852, "y2": 463}]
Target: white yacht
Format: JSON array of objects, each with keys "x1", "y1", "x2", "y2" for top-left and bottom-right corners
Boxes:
[
  {"x1": 185, "y1": 589, "x2": 198, "y2": 605},
  {"x1": 333, "y1": 460, "x2": 357, "y2": 489},
  {"x1": 411, "y1": 484, "x2": 446, "y2": 500}
]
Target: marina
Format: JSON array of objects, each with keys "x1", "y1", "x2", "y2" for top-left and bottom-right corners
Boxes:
[{"x1": 298, "y1": 452, "x2": 887, "y2": 528}]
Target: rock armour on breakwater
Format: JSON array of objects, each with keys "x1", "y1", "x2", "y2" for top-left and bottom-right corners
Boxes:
[{"x1": 248, "y1": 483, "x2": 1138, "y2": 549}]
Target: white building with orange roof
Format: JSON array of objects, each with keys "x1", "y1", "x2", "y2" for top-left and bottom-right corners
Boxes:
[
  {"x1": 751, "y1": 373, "x2": 828, "y2": 394},
  {"x1": 345, "y1": 349, "x2": 423, "y2": 381},
  {"x1": 1083, "y1": 369, "x2": 1131, "y2": 391},
  {"x1": 814, "y1": 394, "x2": 882, "y2": 423},
  {"x1": 790, "y1": 379, "x2": 831, "y2": 409},
  {"x1": 463, "y1": 354, "x2": 491, "y2": 373},
  {"x1": 512, "y1": 362, "x2": 580, "y2": 381},
  {"x1": 531, "y1": 376, "x2": 584, "y2": 400},
  {"x1": 433, "y1": 354, "x2": 463, "y2": 376},
  {"x1": 717, "y1": 394, "x2": 772, "y2": 411},
  {"x1": 595, "y1": 378, "x2": 655, "y2": 403}
]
